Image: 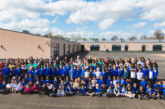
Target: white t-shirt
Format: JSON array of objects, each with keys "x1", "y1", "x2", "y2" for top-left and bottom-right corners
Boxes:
[
  {"x1": 96, "y1": 71, "x2": 101, "y2": 79},
  {"x1": 137, "y1": 72, "x2": 143, "y2": 80},
  {"x1": 149, "y1": 71, "x2": 153, "y2": 79},
  {"x1": 84, "y1": 71, "x2": 90, "y2": 78},
  {"x1": 130, "y1": 71, "x2": 136, "y2": 78}
]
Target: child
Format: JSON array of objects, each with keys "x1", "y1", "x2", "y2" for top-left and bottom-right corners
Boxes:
[
  {"x1": 114, "y1": 84, "x2": 121, "y2": 97},
  {"x1": 79, "y1": 85, "x2": 86, "y2": 96},
  {"x1": 49, "y1": 85, "x2": 57, "y2": 97},
  {"x1": 94, "y1": 84, "x2": 102, "y2": 97},
  {"x1": 32, "y1": 83, "x2": 39, "y2": 94},
  {"x1": 136, "y1": 69, "x2": 143, "y2": 87},
  {"x1": 65, "y1": 85, "x2": 74, "y2": 96},
  {"x1": 86, "y1": 83, "x2": 94, "y2": 96},
  {"x1": 125, "y1": 87, "x2": 135, "y2": 99},
  {"x1": 23, "y1": 84, "x2": 31, "y2": 94},
  {"x1": 57, "y1": 85, "x2": 65, "y2": 97},
  {"x1": 121, "y1": 85, "x2": 127, "y2": 96},
  {"x1": 107, "y1": 86, "x2": 114, "y2": 98},
  {"x1": 146, "y1": 87, "x2": 156, "y2": 99}
]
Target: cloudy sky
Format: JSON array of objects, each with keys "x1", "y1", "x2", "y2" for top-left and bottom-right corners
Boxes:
[{"x1": 0, "y1": 0, "x2": 165, "y2": 39}]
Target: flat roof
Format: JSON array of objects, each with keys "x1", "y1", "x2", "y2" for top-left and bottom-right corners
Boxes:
[
  {"x1": 77, "y1": 39, "x2": 165, "y2": 43},
  {"x1": 0, "y1": 28, "x2": 78, "y2": 43}
]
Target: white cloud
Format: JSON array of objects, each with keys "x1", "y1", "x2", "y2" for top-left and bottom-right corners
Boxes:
[
  {"x1": 136, "y1": 0, "x2": 165, "y2": 21},
  {"x1": 99, "y1": 19, "x2": 116, "y2": 30},
  {"x1": 67, "y1": 0, "x2": 136, "y2": 29},
  {"x1": 0, "y1": 18, "x2": 50, "y2": 34},
  {"x1": 154, "y1": 22, "x2": 165, "y2": 27},
  {"x1": 131, "y1": 22, "x2": 146, "y2": 28},
  {"x1": 51, "y1": 28, "x2": 65, "y2": 36}
]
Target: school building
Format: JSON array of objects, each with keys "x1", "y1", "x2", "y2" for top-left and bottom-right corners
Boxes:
[
  {"x1": 0, "y1": 29, "x2": 81, "y2": 59},
  {"x1": 79, "y1": 40, "x2": 165, "y2": 52}
]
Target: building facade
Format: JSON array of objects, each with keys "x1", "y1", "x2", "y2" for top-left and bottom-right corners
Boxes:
[
  {"x1": 79, "y1": 40, "x2": 165, "y2": 52},
  {"x1": 0, "y1": 29, "x2": 80, "y2": 59}
]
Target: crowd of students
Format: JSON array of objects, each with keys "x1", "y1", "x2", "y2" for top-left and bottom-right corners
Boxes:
[{"x1": 0, "y1": 55, "x2": 165, "y2": 100}]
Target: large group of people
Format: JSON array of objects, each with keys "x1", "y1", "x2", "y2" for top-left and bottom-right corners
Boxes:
[{"x1": 0, "y1": 55, "x2": 165, "y2": 100}]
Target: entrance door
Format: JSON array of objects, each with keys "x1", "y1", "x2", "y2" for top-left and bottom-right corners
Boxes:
[
  {"x1": 125, "y1": 45, "x2": 128, "y2": 51},
  {"x1": 142, "y1": 45, "x2": 146, "y2": 52},
  {"x1": 81, "y1": 45, "x2": 84, "y2": 52}
]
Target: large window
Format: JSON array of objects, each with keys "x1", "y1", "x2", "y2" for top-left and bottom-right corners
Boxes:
[
  {"x1": 54, "y1": 44, "x2": 59, "y2": 58},
  {"x1": 112, "y1": 45, "x2": 121, "y2": 51},
  {"x1": 90, "y1": 45, "x2": 100, "y2": 51},
  {"x1": 153, "y1": 45, "x2": 162, "y2": 52}
]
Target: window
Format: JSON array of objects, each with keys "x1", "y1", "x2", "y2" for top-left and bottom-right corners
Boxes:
[
  {"x1": 112, "y1": 45, "x2": 121, "y2": 51},
  {"x1": 90, "y1": 45, "x2": 100, "y2": 51},
  {"x1": 153, "y1": 45, "x2": 162, "y2": 52},
  {"x1": 54, "y1": 44, "x2": 59, "y2": 58}
]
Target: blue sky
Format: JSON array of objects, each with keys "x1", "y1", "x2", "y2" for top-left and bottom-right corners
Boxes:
[{"x1": 0, "y1": 0, "x2": 165, "y2": 39}]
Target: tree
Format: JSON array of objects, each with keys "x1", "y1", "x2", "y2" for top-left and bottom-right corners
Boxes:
[
  {"x1": 83, "y1": 38, "x2": 87, "y2": 41},
  {"x1": 111, "y1": 35, "x2": 118, "y2": 41},
  {"x1": 44, "y1": 32, "x2": 53, "y2": 38},
  {"x1": 54, "y1": 35, "x2": 65, "y2": 39},
  {"x1": 140, "y1": 35, "x2": 147, "y2": 40},
  {"x1": 22, "y1": 30, "x2": 30, "y2": 34},
  {"x1": 154, "y1": 30, "x2": 164, "y2": 40},
  {"x1": 102, "y1": 38, "x2": 107, "y2": 41},
  {"x1": 129, "y1": 36, "x2": 137, "y2": 41},
  {"x1": 120, "y1": 38, "x2": 125, "y2": 42}
]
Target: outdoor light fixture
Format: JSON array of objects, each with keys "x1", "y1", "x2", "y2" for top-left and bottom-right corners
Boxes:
[
  {"x1": 0, "y1": 44, "x2": 2, "y2": 48},
  {"x1": 37, "y1": 44, "x2": 40, "y2": 48}
]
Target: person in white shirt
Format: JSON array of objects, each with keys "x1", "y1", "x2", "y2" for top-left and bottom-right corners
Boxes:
[
  {"x1": 84, "y1": 69, "x2": 90, "y2": 79},
  {"x1": 130, "y1": 69, "x2": 137, "y2": 83},
  {"x1": 136, "y1": 69, "x2": 143, "y2": 86},
  {"x1": 148, "y1": 68, "x2": 154, "y2": 85},
  {"x1": 95, "y1": 67, "x2": 101, "y2": 79},
  {"x1": 16, "y1": 82, "x2": 23, "y2": 92}
]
